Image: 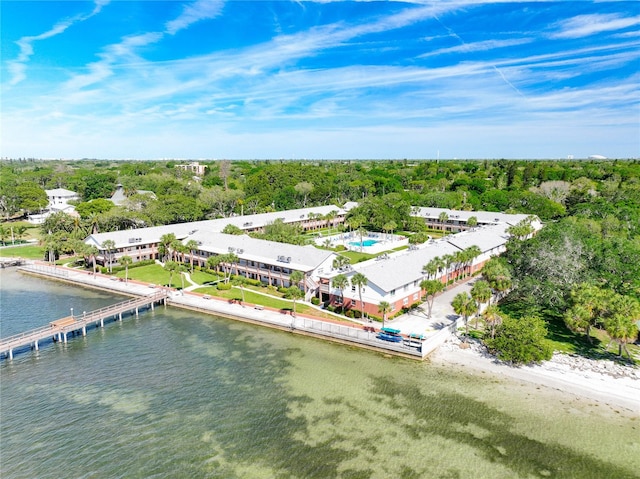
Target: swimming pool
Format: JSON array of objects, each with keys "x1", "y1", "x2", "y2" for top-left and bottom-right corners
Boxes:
[{"x1": 349, "y1": 239, "x2": 379, "y2": 247}]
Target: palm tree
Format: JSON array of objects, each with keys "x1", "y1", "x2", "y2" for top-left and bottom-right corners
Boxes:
[
  {"x1": 482, "y1": 305, "x2": 502, "y2": 339},
  {"x1": 442, "y1": 254, "x2": 454, "y2": 285},
  {"x1": 419, "y1": 279, "x2": 444, "y2": 318},
  {"x1": 470, "y1": 280, "x2": 492, "y2": 327},
  {"x1": 467, "y1": 216, "x2": 478, "y2": 230},
  {"x1": 332, "y1": 255, "x2": 351, "y2": 271},
  {"x1": 286, "y1": 285, "x2": 304, "y2": 317},
  {"x1": 102, "y1": 239, "x2": 116, "y2": 273},
  {"x1": 332, "y1": 274, "x2": 349, "y2": 310},
  {"x1": 423, "y1": 257, "x2": 441, "y2": 280},
  {"x1": 604, "y1": 295, "x2": 640, "y2": 358},
  {"x1": 452, "y1": 292, "x2": 476, "y2": 340},
  {"x1": 206, "y1": 255, "x2": 222, "y2": 276},
  {"x1": 185, "y1": 239, "x2": 199, "y2": 272},
  {"x1": 356, "y1": 227, "x2": 367, "y2": 252},
  {"x1": 84, "y1": 244, "x2": 99, "y2": 275},
  {"x1": 164, "y1": 260, "x2": 180, "y2": 288},
  {"x1": 120, "y1": 255, "x2": 132, "y2": 283},
  {"x1": 13, "y1": 225, "x2": 27, "y2": 244},
  {"x1": 222, "y1": 253, "x2": 239, "y2": 283},
  {"x1": 378, "y1": 301, "x2": 391, "y2": 328},
  {"x1": 231, "y1": 275, "x2": 247, "y2": 303},
  {"x1": 177, "y1": 263, "x2": 188, "y2": 290},
  {"x1": 383, "y1": 221, "x2": 397, "y2": 240},
  {"x1": 43, "y1": 232, "x2": 61, "y2": 264},
  {"x1": 289, "y1": 270, "x2": 304, "y2": 292},
  {"x1": 564, "y1": 283, "x2": 607, "y2": 343},
  {"x1": 158, "y1": 233, "x2": 177, "y2": 262},
  {"x1": 351, "y1": 273, "x2": 368, "y2": 320},
  {"x1": 464, "y1": 245, "x2": 482, "y2": 278},
  {"x1": 438, "y1": 211, "x2": 449, "y2": 234},
  {"x1": 452, "y1": 250, "x2": 466, "y2": 283}
]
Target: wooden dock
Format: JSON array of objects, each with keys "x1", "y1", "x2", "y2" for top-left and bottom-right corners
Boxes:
[
  {"x1": 0, "y1": 291, "x2": 167, "y2": 360},
  {"x1": 0, "y1": 258, "x2": 26, "y2": 268}
]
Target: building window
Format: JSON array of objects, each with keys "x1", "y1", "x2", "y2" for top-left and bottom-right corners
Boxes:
[
  {"x1": 413, "y1": 293, "x2": 419, "y2": 300},
  {"x1": 403, "y1": 298, "x2": 409, "y2": 305},
  {"x1": 390, "y1": 289, "x2": 396, "y2": 296}
]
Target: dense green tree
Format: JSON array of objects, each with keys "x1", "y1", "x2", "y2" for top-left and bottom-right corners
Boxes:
[
  {"x1": 16, "y1": 183, "x2": 48, "y2": 213},
  {"x1": 222, "y1": 224, "x2": 243, "y2": 235},
  {"x1": 563, "y1": 283, "x2": 608, "y2": 343},
  {"x1": 83, "y1": 172, "x2": 117, "y2": 201},
  {"x1": 75, "y1": 199, "x2": 114, "y2": 219},
  {"x1": 486, "y1": 315, "x2": 553, "y2": 365}
]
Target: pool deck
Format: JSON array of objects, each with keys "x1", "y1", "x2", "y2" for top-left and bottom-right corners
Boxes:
[{"x1": 315, "y1": 232, "x2": 409, "y2": 255}]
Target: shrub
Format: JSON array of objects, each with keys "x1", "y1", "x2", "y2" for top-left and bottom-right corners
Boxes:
[
  {"x1": 311, "y1": 297, "x2": 320, "y2": 305},
  {"x1": 485, "y1": 315, "x2": 553, "y2": 365},
  {"x1": 217, "y1": 282, "x2": 232, "y2": 290}
]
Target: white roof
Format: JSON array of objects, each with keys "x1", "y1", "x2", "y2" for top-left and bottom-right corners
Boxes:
[
  {"x1": 348, "y1": 241, "x2": 460, "y2": 293},
  {"x1": 188, "y1": 232, "x2": 335, "y2": 273},
  {"x1": 413, "y1": 207, "x2": 535, "y2": 226},
  {"x1": 46, "y1": 188, "x2": 78, "y2": 197},
  {"x1": 445, "y1": 224, "x2": 509, "y2": 253}
]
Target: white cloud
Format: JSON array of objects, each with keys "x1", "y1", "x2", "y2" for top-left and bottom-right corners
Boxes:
[
  {"x1": 7, "y1": 1, "x2": 108, "y2": 85},
  {"x1": 550, "y1": 13, "x2": 640, "y2": 39},
  {"x1": 165, "y1": 0, "x2": 225, "y2": 35}
]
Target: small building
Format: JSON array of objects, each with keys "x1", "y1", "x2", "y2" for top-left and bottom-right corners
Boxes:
[
  {"x1": 175, "y1": 161, "x2": 207, "y2": 176},
  {"x1": 28, "y1": 188, "x2": 81, "y2": 224}
]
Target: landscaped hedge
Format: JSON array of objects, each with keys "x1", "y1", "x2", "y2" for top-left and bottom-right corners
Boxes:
[{"x1": 217, "y1": 282, "x2": 232, "y2": 290}]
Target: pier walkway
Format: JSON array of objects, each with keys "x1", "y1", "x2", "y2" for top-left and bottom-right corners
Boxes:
[{"x1": 0, "y1": 291, "x2": 167, "y2": 360}]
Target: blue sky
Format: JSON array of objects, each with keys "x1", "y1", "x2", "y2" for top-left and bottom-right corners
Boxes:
[{"x1": 1, "y1": 1, "x2": 639, "y2": 160}]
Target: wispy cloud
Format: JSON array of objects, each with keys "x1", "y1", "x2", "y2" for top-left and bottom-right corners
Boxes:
[
  {"x1": 165, "y1": 0, "x2": 225, "y2": 35},
  {"x1": 2, "y1": 1, "x2": 638, "y2": 159},
  {"x1": 550, "y1": 13, "x2": 640, "y2": 39},
  {"x1": 418, "y1": 38, "x2": 534, "y2": 58},
  {"x1": 7, "y1": 0, "x2": 108, "y2": 85}
]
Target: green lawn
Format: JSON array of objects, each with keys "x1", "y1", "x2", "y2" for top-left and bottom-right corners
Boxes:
[
  {"x1": 193, "y1": 285, "x2": 348, "y2": 321},
  {"x1": 338, "y1": 251, "x2": 376, "y2": 263},
  {"x1": 115, "y1": 263, "x2": 183, "y2": 288},
  {"x1": 189, "y1": 270, "x2": 222, "y2": 285},
  {"x1": 0, "y1": 244, "x2": 44, "y2": 259},
  {"x1": 0, "y1": 221, "x2": 42, "y2": 242}
]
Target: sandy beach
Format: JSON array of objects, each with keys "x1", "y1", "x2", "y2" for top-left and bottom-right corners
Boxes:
[{"x1": 432, "y1": 336, "x2": 640, "y2": 414}]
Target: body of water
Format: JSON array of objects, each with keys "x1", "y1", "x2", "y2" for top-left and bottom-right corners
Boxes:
[
  {"x1": 1, "y1": 268, "x2": 638, "y2": 478},
  {"x1": 349, "y1": 239, "x2": 378, "y2": 247}
]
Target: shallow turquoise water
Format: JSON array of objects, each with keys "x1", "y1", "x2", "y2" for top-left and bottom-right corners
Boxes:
[
  {"x1": 1, "y1": 268, "x2": 638, "y2": 478},
  {"x1": 349, "y1": 239, "x2": 378, "y2": 247}
]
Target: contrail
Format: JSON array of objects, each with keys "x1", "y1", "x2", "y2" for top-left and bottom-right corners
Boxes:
[{"x1": 435, "y1": 15, "x2": 526, "y2": 98}]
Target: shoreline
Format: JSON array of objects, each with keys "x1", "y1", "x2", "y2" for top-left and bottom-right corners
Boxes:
[
  {"x1": 431, "y1": 337, "x2": 640, "y2": 414},
  {"x1": 7, "y1": 263, "x2": 640, "y2": 413}
]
